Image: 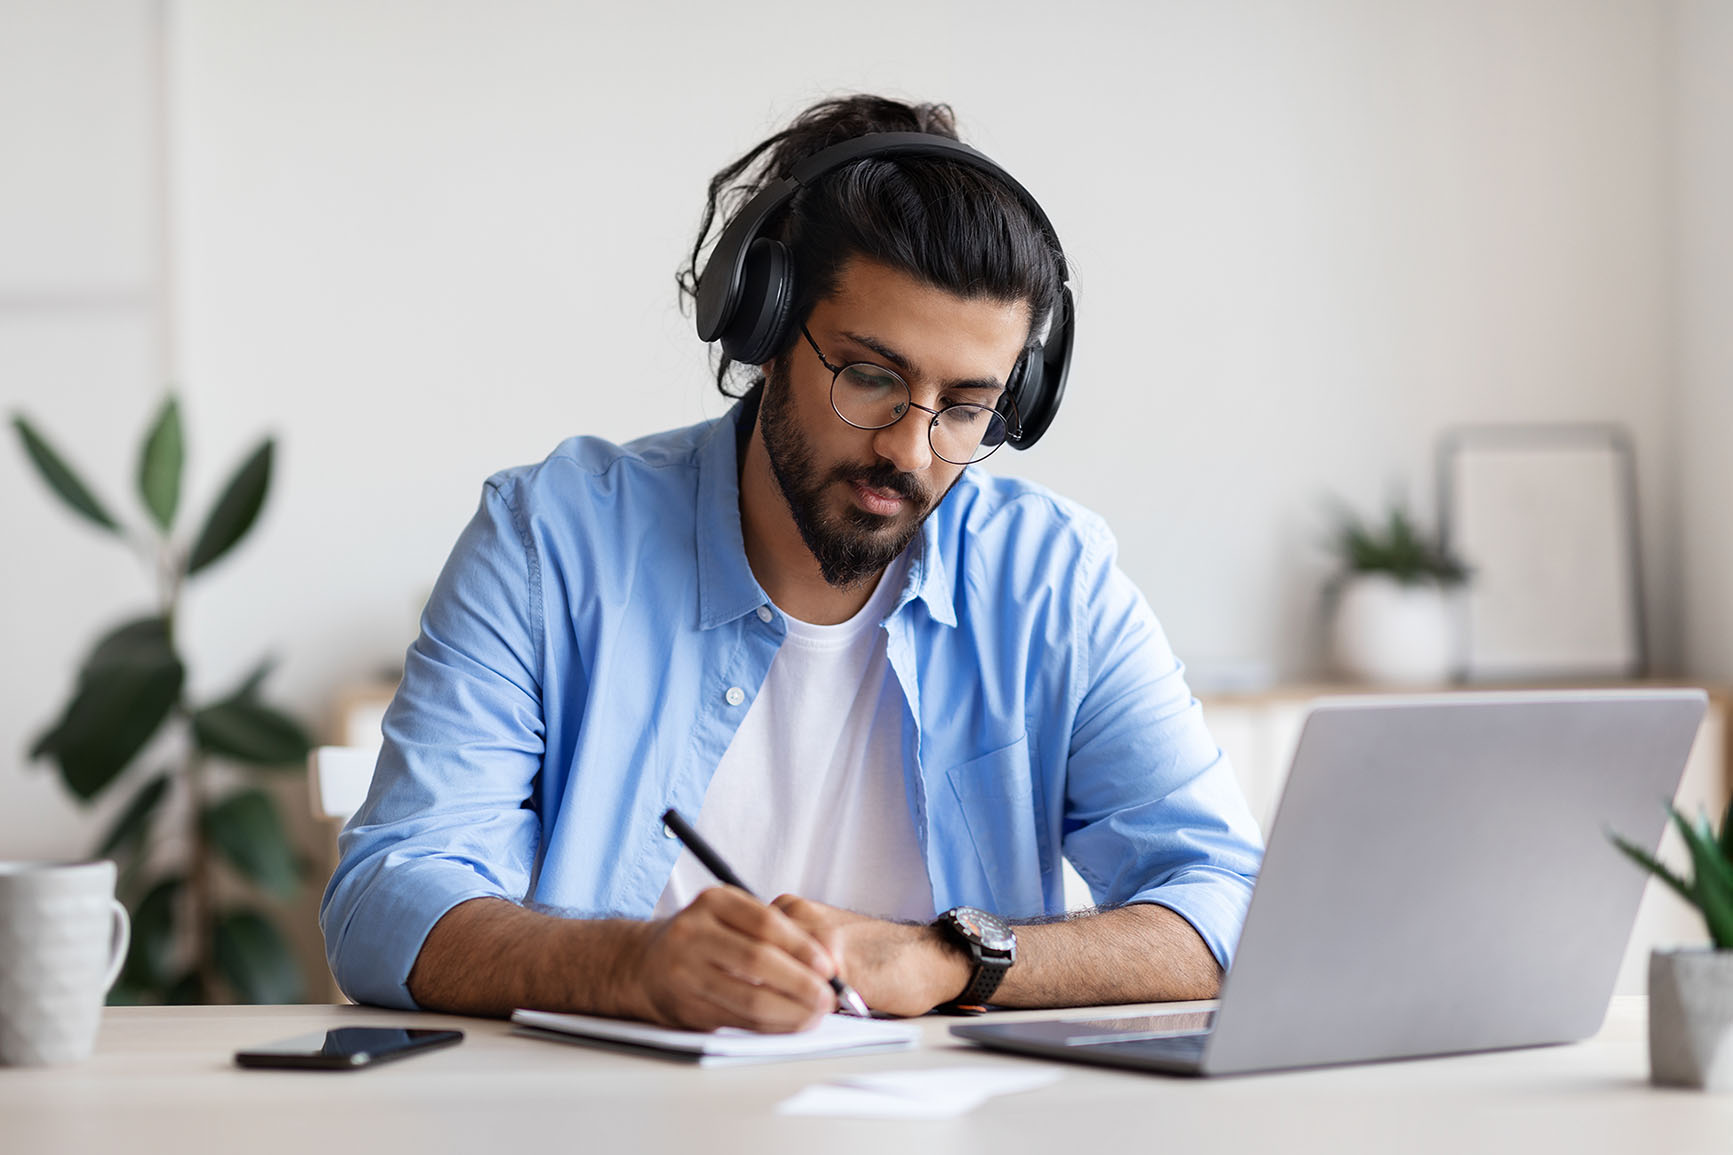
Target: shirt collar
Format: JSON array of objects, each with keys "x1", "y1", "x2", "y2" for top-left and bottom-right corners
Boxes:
[
  {"x1": 694, "y1": 398, "x2": 959, "y2": 631},
  {"x1": 695, "y1": 401, "x2": 769, "y2": 629},
  {"x1": 900, "y1": 514, "x2": 958, "y2": 627}
]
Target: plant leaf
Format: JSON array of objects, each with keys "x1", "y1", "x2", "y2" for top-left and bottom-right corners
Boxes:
[
  {"x1": 214, "y1": 908, "x2": 304, "y2": 1004},
  {"x1": 87, "y1": 616, "x2": 179, "y2": 670},
  {"x1": 1685, "y1": 810, "x2": 1733, "y2": 905},
  {"x1": 227, "y1": 656, "x2": 277, "y2": 702},
  {"x1": 186, "y1": 438, "x2": 273, "y2": 576},
  {"x1": 192, "y1": 698, "x2": 311, "y2": 767},
  {"x1": 105, "y1": 982, "x2": 147, "y2": 1007},
  {"x1": 1720, "y1": 796, "x2": 1733, "y2": 865},
  {"x1": 1609, "y1": 831, "x2": 1696, "y2": 906},
  {"x1": 1671, "y1": 806, "x2": 1733, "y2": 949},
  {"x1": 33, "y1": 617, "x2": 184, "y2": 800},
  {"x1": 12, "y1": 414, "x2": 122, "y2": 533},
  {"x1": 95, "y1": 771, "x2": 172, "y2": 862},
  {"x1": 137, "y1": 396, "x2": 184, "y2": 532},
  {"x1": 202, "y1": 788, "x2": 301, "y2": 897},
  {"x1": 163, "y1": 968, "x2": 207, "y2": 1006},
  {"x1": 120, "y1": 874, "x2": 184, "y2": 992}
]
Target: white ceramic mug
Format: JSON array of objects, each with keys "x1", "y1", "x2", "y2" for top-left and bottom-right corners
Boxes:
[{"x1": 0, "y1": 860, "x2": 131, "y2": 1066}]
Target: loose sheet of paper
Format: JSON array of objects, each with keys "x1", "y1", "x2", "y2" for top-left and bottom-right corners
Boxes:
[{"x1": 776, "y1": 1065, "x2": 1062, "y2": 1119}]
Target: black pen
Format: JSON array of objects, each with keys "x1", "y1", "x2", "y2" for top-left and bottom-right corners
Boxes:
[{"x1": 660, "y1": 808, "x2": 872, "y2": 1018}]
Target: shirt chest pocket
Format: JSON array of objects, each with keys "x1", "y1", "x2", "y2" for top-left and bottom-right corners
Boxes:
[{"x1": 942, "y1": 732, "x2": 1051, "y2": 918}]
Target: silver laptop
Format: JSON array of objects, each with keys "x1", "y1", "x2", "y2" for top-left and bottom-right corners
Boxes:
[{"x1": 952, "y1": 689, "x2": 1706, "y2": 1076}]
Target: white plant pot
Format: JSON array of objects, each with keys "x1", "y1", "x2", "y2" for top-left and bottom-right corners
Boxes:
[
  {"x1": 1331, "y1": 574, "x2": 1461, "y2": 686},
  {"x1": 1649, "y1": 948, "x2": 1733, "y2": 1090}
]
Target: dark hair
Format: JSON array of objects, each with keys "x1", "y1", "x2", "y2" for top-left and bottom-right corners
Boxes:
[{"x1": 677, "y1": 95, "x2": 1065, "y2": 399}]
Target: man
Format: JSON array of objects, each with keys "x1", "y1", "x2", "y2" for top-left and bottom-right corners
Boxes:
[{"x1": 322, "y1": 96, "x2": 1262, "y2": 1032}]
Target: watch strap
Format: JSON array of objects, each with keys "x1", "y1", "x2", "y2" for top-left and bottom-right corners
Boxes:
[{"x1": 959, "y1": 954, "x2": 1010, "y2": 1005}]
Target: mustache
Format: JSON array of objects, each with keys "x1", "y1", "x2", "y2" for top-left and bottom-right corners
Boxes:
[{"x1": 835, "y1": 462, "x2": 930, "y2": 506}]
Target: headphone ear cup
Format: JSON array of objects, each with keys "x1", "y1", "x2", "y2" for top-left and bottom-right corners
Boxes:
[
  {"x1": 999, "y1": 352, "x2": 1034, "y2": 442},
  {"x1": 1009, "y1": 344, "x2": 1063, "y2": 449},
  {"x1": 719, "y1": 237, "x2": 795, "y2": 367},
  {"x1": 1007, "y1": 287, "x2": 1073, "y2": 449}
]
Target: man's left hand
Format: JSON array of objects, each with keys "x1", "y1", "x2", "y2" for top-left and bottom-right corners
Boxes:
[{"x1": 770, "y1": 895, "x2": 971, "y2": 1017}]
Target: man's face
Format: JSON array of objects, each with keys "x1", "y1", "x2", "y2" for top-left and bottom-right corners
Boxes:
[{"x1": 757, "y1": 257, "x2": 1030, "y2": 589}]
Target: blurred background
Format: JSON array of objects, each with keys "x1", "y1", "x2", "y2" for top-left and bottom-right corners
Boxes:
[{"x1": 3, "y1": 0, "x2": 1730, "y2": 998}]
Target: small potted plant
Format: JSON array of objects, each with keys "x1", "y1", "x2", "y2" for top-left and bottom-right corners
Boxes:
[
  {"x1": 1611, "y1": 800, "x2": 1733, "y2": 1089},
  {"x1": 1326, "y1": 500, "x2": 1470, "y2": 685}
]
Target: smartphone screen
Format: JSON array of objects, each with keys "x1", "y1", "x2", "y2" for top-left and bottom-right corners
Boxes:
[{"x1": 235, "y1": 1027, "x2": 463, "y2": 1070}]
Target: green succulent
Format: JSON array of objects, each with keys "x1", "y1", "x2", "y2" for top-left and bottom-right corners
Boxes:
[
  {"x1": 1610, "y1": 798, "x2": 1733, "y2": 950},
  {"x1": 1331, "y1": 502, "x2": 1469, "y2": 587}
]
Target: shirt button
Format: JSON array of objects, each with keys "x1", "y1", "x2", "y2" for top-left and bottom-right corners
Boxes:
[
  {"x1": 662, "y1": 821, "x2": 678, "y2": 839},
  {"x1": 756, "y1": 605, "x2": 773, "y2": 623},
  {"x1": 724, "y1": 686, "x2": 746, "y2": 706}
]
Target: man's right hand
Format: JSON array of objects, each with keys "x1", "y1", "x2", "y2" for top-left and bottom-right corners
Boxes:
[
  {"x1": 406, "y1": 890, "x2": 839, "y2": 1031},
  {"x1": 627, "y1": 886, "x2": 839, "y2": 1033}
]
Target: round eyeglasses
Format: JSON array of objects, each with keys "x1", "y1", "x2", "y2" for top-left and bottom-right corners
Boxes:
[{"x1": 800, "y1": 326, "x2": 1016, "y2": 465}]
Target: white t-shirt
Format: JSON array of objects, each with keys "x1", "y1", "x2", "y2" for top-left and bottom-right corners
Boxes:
[{"x1": 653, "y1": 557, "x2": 935, "y2": 922}]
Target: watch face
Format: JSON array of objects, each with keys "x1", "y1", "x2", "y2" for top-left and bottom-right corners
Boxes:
[{"x1": 952, "y1": 906, "x2": 1015, "y2": 951}]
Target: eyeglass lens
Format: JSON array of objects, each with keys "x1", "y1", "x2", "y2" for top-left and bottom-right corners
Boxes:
[{"x1": 831, "y1": 364, "x2": 1007, "y2": 465}]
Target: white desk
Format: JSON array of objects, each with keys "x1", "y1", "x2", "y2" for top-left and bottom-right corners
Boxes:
[{"x1": 4, "y1": 998, "x2": 1730, "y2": 1154}]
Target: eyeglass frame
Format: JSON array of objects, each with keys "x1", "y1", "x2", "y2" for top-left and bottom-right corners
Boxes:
[{"x1": 798, "y1": 325, "x2": 1019, "y2": 466}]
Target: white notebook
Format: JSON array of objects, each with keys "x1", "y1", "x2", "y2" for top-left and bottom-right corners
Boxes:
[{"x1": 511, "y1": 1008, "x2": 920, "y2": 1066}]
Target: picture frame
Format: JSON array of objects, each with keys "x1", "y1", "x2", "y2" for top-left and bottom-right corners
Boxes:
[{"x1": 1438, "y1": 425, "x2": 1645, "y2": 681}]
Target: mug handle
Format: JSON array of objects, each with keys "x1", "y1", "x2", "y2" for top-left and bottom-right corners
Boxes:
[{"x1": 101, "y1": 898, "x2": 131, "y2": 992}]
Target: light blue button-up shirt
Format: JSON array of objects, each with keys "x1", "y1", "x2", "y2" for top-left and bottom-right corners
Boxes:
[{"x1": 321, "y1": 401, "x2": 1263, "y2": 1009}]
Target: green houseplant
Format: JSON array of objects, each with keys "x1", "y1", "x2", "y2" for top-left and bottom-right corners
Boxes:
[
  {"x1": 1611, "y1": 799, "x2": 1733, "y2": 951},
  {"x1": 1611, "y1": 799, "x2": 1733, "y2": 1089},
  {"x1": 1330, "y1": 503, "x2": 1470, "y2": 588},
  {"x1": 12, "y1": 397, "x2": 312, "y2": 1004},
  {"x1": 1326, "y1": 500, "x2": 1469, "y2": 685}
]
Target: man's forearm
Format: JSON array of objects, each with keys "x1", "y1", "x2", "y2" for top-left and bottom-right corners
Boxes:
[
  {"x1": 782, "y1": 898, "x2": 1223, "y2": 1012},
  {"x1": 991, "y1": 903, "x2": 1222, "y2": 1006},
  {"x1": 406, "y1": 897, "x2": 651, "y2": 1019}
]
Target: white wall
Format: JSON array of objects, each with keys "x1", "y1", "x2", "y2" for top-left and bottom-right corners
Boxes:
[
  {"x1": 3, "y1": 0, "x2": 1720, "y2": 868},
  {"x1": 1676, "y1": 0, "x2": 1733, "y2": 683},
  {"x1": 1, "y1": 0, "x2": 165, "y2": 859},
  {"x1": 166, "y1": 0, "x2": 1680, "y2": 699}
]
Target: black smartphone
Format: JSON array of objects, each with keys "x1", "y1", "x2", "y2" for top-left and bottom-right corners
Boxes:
[{"x1": 235, "y1": 1027, "x2": 464, "y2": 1070}]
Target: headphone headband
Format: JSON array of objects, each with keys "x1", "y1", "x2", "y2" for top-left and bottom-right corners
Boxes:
[{"x1": 694, "y1": 131, "x2": 1074, "y2": 449}]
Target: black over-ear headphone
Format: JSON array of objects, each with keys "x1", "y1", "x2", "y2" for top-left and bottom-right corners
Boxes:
[{"x1": 693, "y1": 132, "x2": 1074, "y2": 450}]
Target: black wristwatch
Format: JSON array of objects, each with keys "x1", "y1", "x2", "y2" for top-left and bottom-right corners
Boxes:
[{"x1": 934, "y1": 905, "x2": 1017, "y2": 1006}]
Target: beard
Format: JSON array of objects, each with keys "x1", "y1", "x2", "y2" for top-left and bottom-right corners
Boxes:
[{"x1": 757, "y1": 359, "x2": 938, "y2": 589}]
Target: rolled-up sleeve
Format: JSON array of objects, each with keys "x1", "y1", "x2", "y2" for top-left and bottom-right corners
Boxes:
[
  {"x1": 320, "y1": 476, "x2": 548, "y2": 1008},
  {"x1": 1059, "y1": 521, "x2": 1263, "y2": 970}
]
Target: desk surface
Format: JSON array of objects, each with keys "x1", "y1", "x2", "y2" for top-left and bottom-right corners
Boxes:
[{"x1": 4, "y1": 998, "x2": 1730, "y2": 1154}]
